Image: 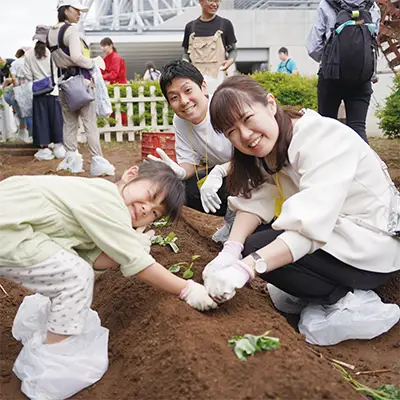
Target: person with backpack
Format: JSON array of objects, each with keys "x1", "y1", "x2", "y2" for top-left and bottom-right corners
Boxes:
[
  {"x1": 47, "y1": 1, "x2": 115, "y2": 176},
  {"x1": 306, "y1": 0, "x2": 381, "y2": 143},
  {"x1": 100, "y1": 37, "x2": 128, "y2": 85},
  {"x1": 143, "y1": 61, "x2": 161, "y2": 82},
  {"x1": 276, "y1": 47, "x2": 298, "y2": 74}
]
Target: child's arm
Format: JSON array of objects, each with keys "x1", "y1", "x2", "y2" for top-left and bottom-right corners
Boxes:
[{"x1": 93, "y1": 252, "x2": 119, "y2": 271}]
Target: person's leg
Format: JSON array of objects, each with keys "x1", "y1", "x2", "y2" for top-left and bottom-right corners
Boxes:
[
  {"x1": 184, "y1": 168, "x2": 228, "y2": 216},
  {"x1": 317, "y1": 76, "x2": 342, "y2": 120},
  {"x1": 33, "y1": 96, "x2": 51, "y2": 146},
  {"x1": 0, "y1": 249, "x2": 94, "y2": 342},
  {"x1": 48, "y1": 95, "x2": 64, "y2": 145},
  {"x1": 79, "y1": 100, "x2": 103, "y2": 158},
  {"x1": 243, "y1": 228, "x2": 393, "y2": 305},
  {"x1": 342, "y1": 81, "x2": 372, "y2": 143},
  {"x1": 59, "y1": 90, "x2": 80, "y2": 153}
]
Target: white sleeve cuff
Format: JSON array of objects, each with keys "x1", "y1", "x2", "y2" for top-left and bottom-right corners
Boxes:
[{"x1": 277, "y1": 230, "x2": 314, "y2": 262}]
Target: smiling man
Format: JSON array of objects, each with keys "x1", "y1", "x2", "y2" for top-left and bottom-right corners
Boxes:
[{"x1": 151, "y1": 60, "x2": 234, "y2": 243}]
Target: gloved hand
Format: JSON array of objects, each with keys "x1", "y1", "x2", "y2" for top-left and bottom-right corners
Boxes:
[
  {"x1": 135, "y1": 226, "x2": 155, "y2": 254},
  {"x1": 179, "y1": 280, "x2": 218, "y2": 311},
  {"x1": 205, "y1": 260, "x2": 255, "y2": 303},
  {"x1": 147, "y1": 148, "x2": 186, "y2": 180},
  {"x1": 202, "y1": 241, "x2": 243, "y2": 282},
  {"x1": 200, "y1": 164, "x2": 228, "y2": 213}
]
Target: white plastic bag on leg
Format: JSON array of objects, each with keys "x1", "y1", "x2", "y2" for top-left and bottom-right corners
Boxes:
[
  {"x1": 12, "y1": 294, "x2": 50, "y2": 345},
  {"x1": 298, "y1": 290, "x2": 400, "y2": 346},
  {"x1": 267, "y1": 284, "x2": 308, "y2": 314},
  {"x1": 13, "y1": 308, "x2": 109, "y2": 400}
]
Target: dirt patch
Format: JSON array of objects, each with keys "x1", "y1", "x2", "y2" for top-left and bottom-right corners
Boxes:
[{"x1": 0, "y1": 139, "x2": 399, "y2": 399}]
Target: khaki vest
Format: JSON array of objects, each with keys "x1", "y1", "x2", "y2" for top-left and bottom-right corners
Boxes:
[{"x1": 188, "y1": 30, "x2": 226, "y2": 79}]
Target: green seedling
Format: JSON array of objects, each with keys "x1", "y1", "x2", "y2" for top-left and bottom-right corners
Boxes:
[
  {"x1": 168, "y1": 255, "x2": 201, "y2": 279},
  {"x1": 151, "y1": 231, "x2": 179, "y2": 253},
  {"x1": 228, "y1": 330, "x2": 280, "y2": 361},
  {"x1": 152, "y1": 216, "x2": 172, "y2": 228},
  {"x1": 334, "y1": 364, "x2": 400, "y2": 400}
]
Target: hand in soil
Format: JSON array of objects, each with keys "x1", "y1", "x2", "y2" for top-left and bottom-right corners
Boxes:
[{"x1": 179, "y1": 280, "x2": 218, "y2": 311}]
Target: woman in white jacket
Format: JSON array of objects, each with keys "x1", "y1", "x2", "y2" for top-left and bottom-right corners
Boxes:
[{"x1": 203, "y1": 75, "x2": 400, "y2": 342}]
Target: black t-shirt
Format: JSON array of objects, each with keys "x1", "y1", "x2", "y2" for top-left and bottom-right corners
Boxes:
[
  {"x1": 182, "y1": 15, "x2": 237, "y2": 52},
  {"x1": 0, "y1": 58, "x2": 14, "y2": 84}
]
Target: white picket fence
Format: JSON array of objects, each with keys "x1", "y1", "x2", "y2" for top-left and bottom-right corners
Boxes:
[{"x1": 77, "y1": 85, "x2": 173, "y2": 143}]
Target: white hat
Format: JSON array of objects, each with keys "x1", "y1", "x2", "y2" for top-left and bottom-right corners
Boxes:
[{"x1": 57, "y1": 0, "x2": 89, "y2": 11}]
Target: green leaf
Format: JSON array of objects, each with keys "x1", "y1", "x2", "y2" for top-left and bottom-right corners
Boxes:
[
  {"x1": 151, "y1": 235, "x2": 164, "y2": 245},
  {"x1": 168, "y1": 265, "x2": 181, "y2": 273},
  {"x1": 152, "y1": 216, "x2": 172, "y2": 227},
  {"x1": 164, "y1": 232, "x2": 177, "y2": 244},
  {"x1": 182, "y1": 270, "x2": 194, "y2": 279},
  {"x1": 191, "y1": 255, "x2": 201, "y2": 261}
]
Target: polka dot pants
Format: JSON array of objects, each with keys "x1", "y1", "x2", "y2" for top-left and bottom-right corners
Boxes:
[{"x1": 0, "y1": 250, "x2": 94, "y2": 335}]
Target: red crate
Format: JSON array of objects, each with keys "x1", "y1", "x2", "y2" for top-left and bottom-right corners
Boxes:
[{"x1": 141, "y1": 132, "x2": 177, "y2": 162}]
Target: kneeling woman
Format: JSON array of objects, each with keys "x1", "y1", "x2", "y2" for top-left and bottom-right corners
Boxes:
[{"x1": 203, "y1": 75, "x2": 400, "y2": 342}]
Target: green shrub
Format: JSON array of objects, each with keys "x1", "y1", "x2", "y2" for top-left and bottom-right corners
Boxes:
[
  {"x1": 251, "y1": 71, "x2": 318, "y2": 110},
  {"x1": 376, "y1": 74, "x2": 400, "y2": 139}
]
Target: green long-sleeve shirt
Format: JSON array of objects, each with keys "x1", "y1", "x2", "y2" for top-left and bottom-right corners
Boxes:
[{"x1": 0, "y1": 175, "x2": 155, "y2": 276}]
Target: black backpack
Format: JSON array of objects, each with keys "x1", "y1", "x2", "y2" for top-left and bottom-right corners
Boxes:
[{"x1": 320, "y1": 0, "x2": 378, "y2": 83}]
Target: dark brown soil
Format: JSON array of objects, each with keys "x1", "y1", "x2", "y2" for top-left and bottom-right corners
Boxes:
[{"x1": 0, "y1": 139, "x2": 399, "y2": 400}]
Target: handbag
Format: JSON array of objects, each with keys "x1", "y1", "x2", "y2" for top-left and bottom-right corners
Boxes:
[
  {"x1": 32, "y1": 54, "x2": 55, "y2": 97},
  {"x1": 58, "y1": 74, "x2": 94, "y2": 112}
]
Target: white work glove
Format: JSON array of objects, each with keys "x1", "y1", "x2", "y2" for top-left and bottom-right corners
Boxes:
[
  {"x1": 202, "y1": 241, "x2": 243, "y2": 282},
  {"x1": 147, "y1": 148, "x2": 186, "y2": 180},
  {"x1": 205, "y1": 260, "x2": 255, "y2": 303},
  {"x1": 135, "y1": 226, "x2": 155, "y2": 254},
  {"x1": 179, "y1": 280, "x2": 218, "y2": 311},
  {"x1": 200, "y1": 164, "x2": 228, "y2": 213}
]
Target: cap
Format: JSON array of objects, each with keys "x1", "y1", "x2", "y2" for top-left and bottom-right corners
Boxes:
[
  {"x1": 32, "y1": 25, "x2": 50, "y2": 43},
  {"x1": 57, "y1": 0, "x2": 89, "y2": 11}
]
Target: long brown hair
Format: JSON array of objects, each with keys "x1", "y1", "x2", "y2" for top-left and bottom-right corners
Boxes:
[
  {"x1": 210, "y1": 75, "x2": 302, "y2": 198},
  {"x1": 34, "y1": 42, "x2": 47, "y2": 59}
]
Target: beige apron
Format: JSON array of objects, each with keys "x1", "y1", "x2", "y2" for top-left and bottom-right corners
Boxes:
[{"x1": 188, "y1": 30, "x2": 226, "y2": 79}]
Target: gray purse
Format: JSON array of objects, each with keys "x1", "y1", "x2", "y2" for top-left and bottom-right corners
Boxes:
[{"x1": 58, "y1": 74, "x2": 94, "y2": 112}]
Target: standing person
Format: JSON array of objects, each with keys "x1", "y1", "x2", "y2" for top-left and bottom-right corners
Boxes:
[
  {"x1": 143, "y1": 61, "x2": 161, "y2": 82},
  {"x1": 47, "y1": 1, "x2": 115, "y2": 176},
  {"x1": 276, "y1": 47, "x2": 298, "y2": 74},
  {"x1": 202, "y1": 75, "x2": 400, "y2": 344},
  {"x1": 150, "y1": 60, "x2": 234, "y2": 243},
  {"x1": 0, "y1": 57, "x2": 14, "y2": 85},
  {"x1": 306, "y1": 0, "x2": 380, "y2": 143},
  {"x1": 24, "y1": 25, "x2": 65, "y2": 161},
  {"x1": 100, "y1": 37, "x2": 127, "y2": 84},
  {"x1": 182, "y1": 0, "x2": 237, "y2": 93}
]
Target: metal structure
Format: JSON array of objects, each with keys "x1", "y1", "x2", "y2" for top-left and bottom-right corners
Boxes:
[
  {"x1": 378, "y1": 0, "x2": 400, "y2": 72},
  {"x1": 82, "y1": 0, "x2": 318, "y2": 32}
]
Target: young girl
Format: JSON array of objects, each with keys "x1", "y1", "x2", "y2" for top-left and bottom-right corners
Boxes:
[
  {"x1": 203, "y1": 75, "x2": 400, "y2": 343},
  {"x1": 0, "y1": 160, "x2": 216, "y2": 347}
]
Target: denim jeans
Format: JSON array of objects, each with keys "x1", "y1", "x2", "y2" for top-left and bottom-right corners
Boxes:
[{"x1": 4, "y1": 91, "x2": 32, "y2": 133}]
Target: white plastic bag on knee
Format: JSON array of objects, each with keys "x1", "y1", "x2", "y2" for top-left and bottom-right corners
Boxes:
[
  {"x1": 12, "y1": 296, "x2": 109, "y2": 400},
  {"x1": 298, "y1": 290, "x2": 400, "y2": 346},
  {"x1": 12, "y1": 294, "x2": 50, "y2": 345},
  {"x1": 267, "y1": 284, "x2": 308, "y2": 315}
]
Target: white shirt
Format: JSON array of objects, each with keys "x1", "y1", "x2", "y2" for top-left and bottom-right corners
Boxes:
[
  {"x1": 10, "y1": 58, "x2": 25, "y2": 78},
  {"x1": 229, "y1": 110, "x2": 400, "y2": 274},
  {"x1": 173, "y1": 107, "x2": 233, "y2": 167}
]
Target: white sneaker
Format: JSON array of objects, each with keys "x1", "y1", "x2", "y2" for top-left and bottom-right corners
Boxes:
[
  {"x1": 90, "y1": 156, "x2": 115, "y2": 176},
  {"x1": 18, "y1": 129, "x2": 32, "y2": 144},
  {"x1": 57, "y1": 151, "x2": 84, "y2": 173},
  {"x1": 52, "y1": 143, "x2": 66, "y2": 159},
  {"x1": 212, "y1": 209, "x2": 236, "y2": 244},
  {"x1": 34, "y1": 148, "x2": 55, "y2": 161}
]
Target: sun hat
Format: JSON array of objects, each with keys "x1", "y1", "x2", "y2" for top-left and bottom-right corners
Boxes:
[
  {"x1": 57, "y1": 0, "x2": 89, "y2": 11},
  {"x1": 32, "y1": 25, "x2": 50, "y2": 43}
]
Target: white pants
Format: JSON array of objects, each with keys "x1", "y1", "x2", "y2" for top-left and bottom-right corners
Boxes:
[{"x1": 0, "y1": 249, "x2": 94, "y2": 335}]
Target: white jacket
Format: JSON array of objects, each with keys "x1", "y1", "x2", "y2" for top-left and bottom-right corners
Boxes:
[{"x1": 229, "y1": 110, "x2": 400, "y2": 273}]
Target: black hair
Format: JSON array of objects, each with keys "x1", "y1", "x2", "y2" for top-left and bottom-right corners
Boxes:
[
  {"x1": 58, "y1": 6, "x2": 69, "y2": 22},
  {"x1": 100, "y1": 37, "x2": 117, "y2": 52},
  {"x1": 159, "y1": 59, "x2": 204, "y2": 101},
  {"x1": 15, "y1": 49, "x2": 25, "y2": 59},
  {"x1": 278, "y1": 47, "x2": 288, "y2": 55},
  {"x1": 124, "y1": 160, "x2": 185, "y2": 221},
  {"x1": 145, "y1": 60, "x2": 156, "y2": 70},
  {"x1": 34, "y1": 42, "x2": 47, "y2": 59}
]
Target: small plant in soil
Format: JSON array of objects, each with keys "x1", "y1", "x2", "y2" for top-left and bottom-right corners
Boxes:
[
  {"x1": 228, "y1": 330, "x2": 280, "y2": 361},
  {"x1": 151, "y1": 231, "x2": 179, "y2": 253},
  {"x1": 168, "y1": 255, "x2": 201, "y2": 279},
  {"x1": 334, "y1": 364, "x2": 400, "y2": 400},
  {"x1": 152, "y1": 216, "x2": 172, "y2": 228}
]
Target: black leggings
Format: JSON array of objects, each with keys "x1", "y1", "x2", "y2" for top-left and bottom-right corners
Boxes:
[{"x1": 243, "y1": 225, "x2": 393, "y2": 305}]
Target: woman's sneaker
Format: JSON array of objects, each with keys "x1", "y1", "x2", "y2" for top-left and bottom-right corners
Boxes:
[
  {"x1": 34, "y1": 148, "x2": 55, "y2": 161},
  {"x1": 52, "y1": 143, "x2": 66, "y2": 159},
  {"x1": 90, "y1": 156, "x2": 115, "y2": 176},
  {"x1": 57, "y1": 151, "x2": 84, "y2": 173}
]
